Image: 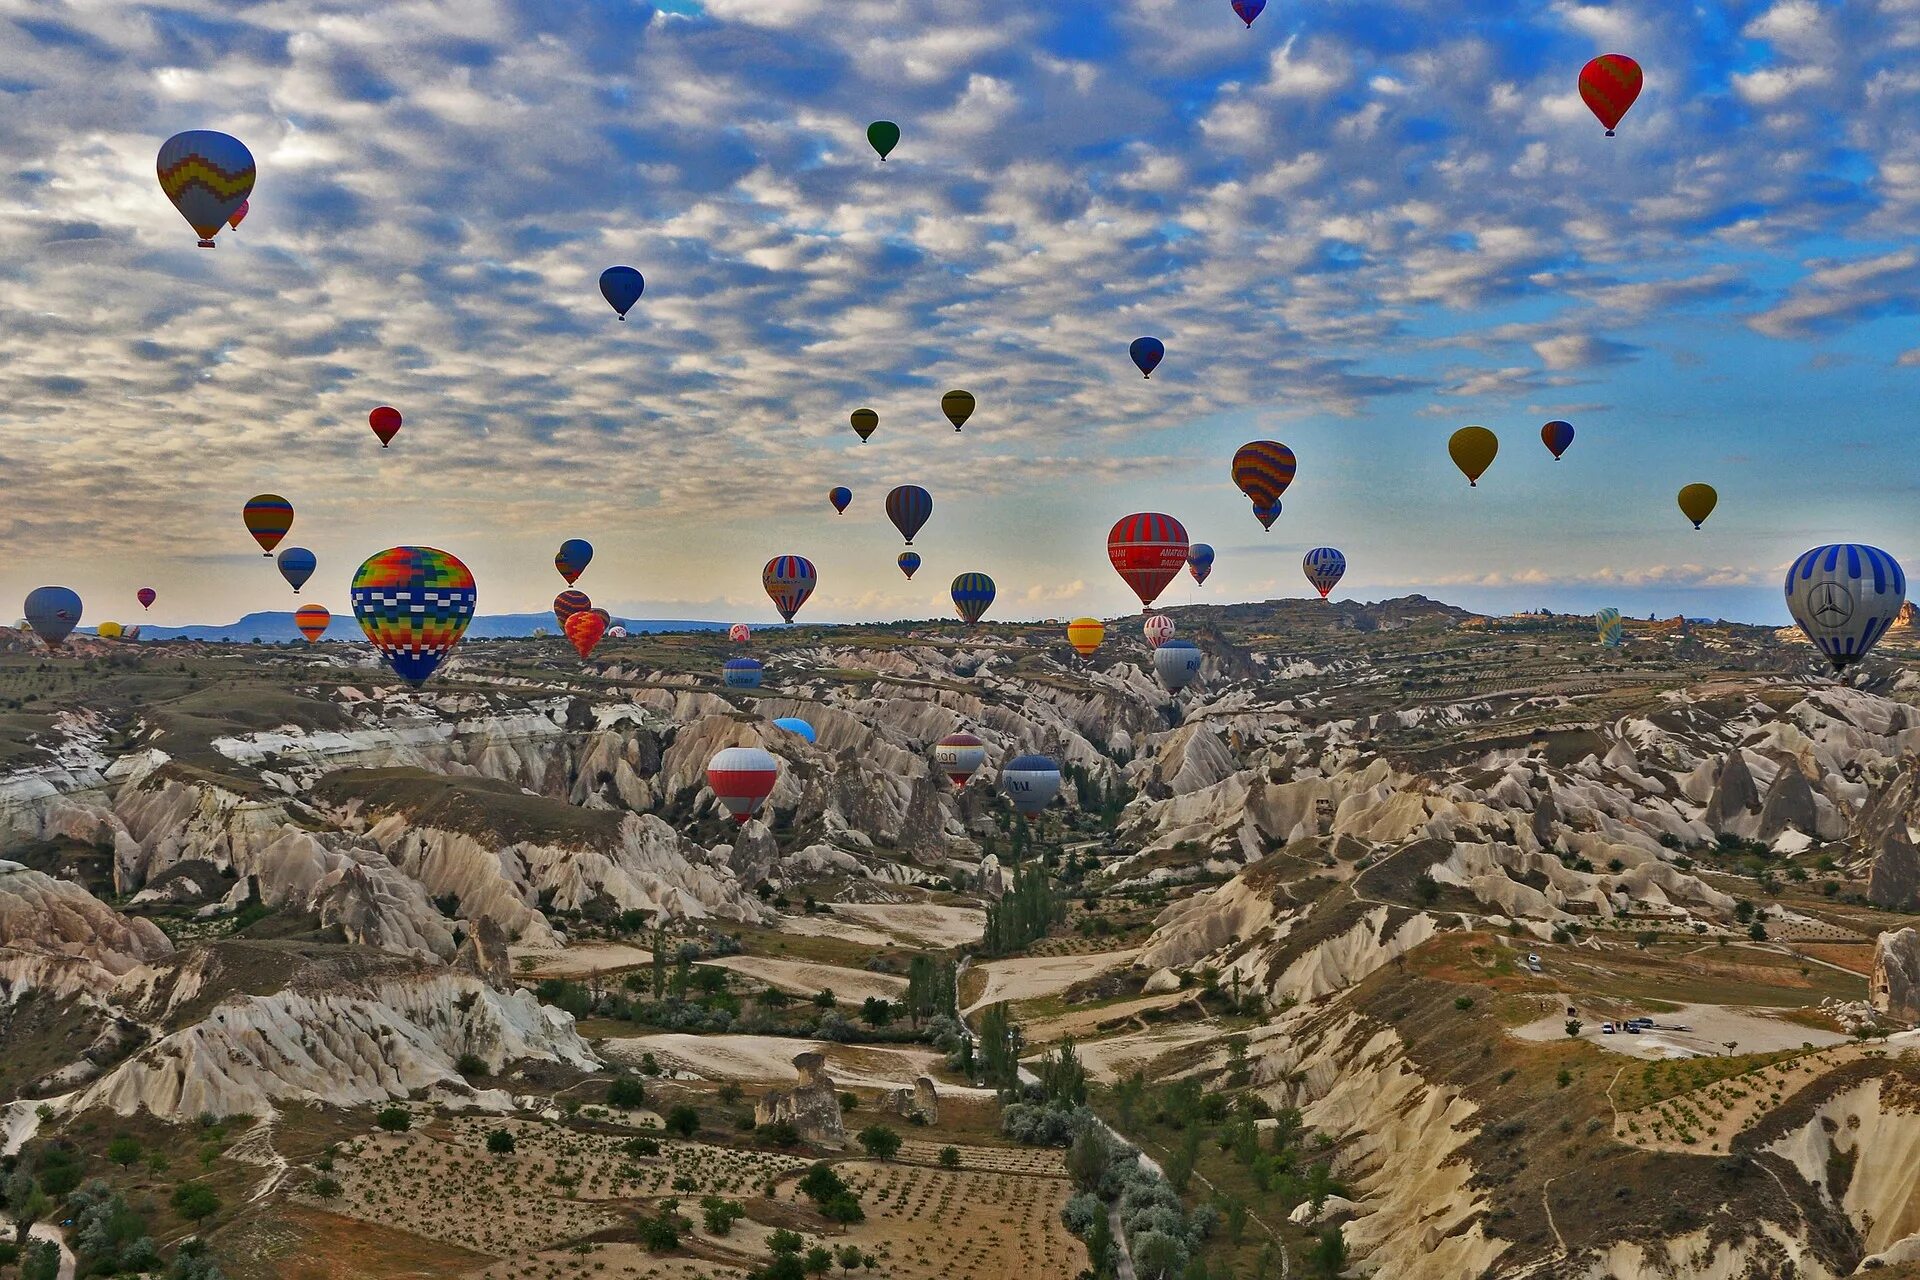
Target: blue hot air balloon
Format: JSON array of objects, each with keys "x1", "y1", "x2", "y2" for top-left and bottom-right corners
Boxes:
[
  {"x1": 952, "y1": 573, "x2": 995, "y2": 626},
  {"x1": 724, "y1": 657, "x2": 764, "y2": 689},
  {"x1": 1541, "y1": 420, "x2": 1575, "y2": 460},
  {"x1": 1153, "y1": 639, "x2": 1203, "y2": 691},
  {"x1": 773, "y1": 717, "x2": 817, "y2": 744},
  {"x1": 1785, "y1": 544, "x2": 1908, "y2": 673},
  {"x1": 1130, "y1": 336, "x2": 1165, "y2": 379},
  {"x1": 555, "y1": 538, "x2": 593, "y2": 585},
  {"x1": 1303, "y1": 547, "x2": 1346, "y2": 599},
  {"x1": 277, "y1": 547, "x2": 317, "y2": 593},
  {"x1": 1187, "y1": 543, "x2": 1214, "y2": 586},
  {"x1": 830, "y1": 486, "x2": 852, "y2": 515},
  {"x1": 1001, "y1": 755, "x2": 1062, "y2": 819},
  {"x1": 600, "y1": 266, "x2": 645, "y2": 320},
  {"x1": 898, "y1": 552, "x2": 920, "y2": 580},
  {"x1": 24, "y1": 587, "x2": 82, "y2": 649},
  {"x1": 886, "y1": 485, "x2": 933, "y2": 545},
  {"x1": 1595, "y1": 608, "x2": 1625, "y2": 648}
]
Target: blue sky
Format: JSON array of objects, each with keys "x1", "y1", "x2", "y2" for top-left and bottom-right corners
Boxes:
[{"x1": 0, "y1": 0, "x2": 1917, "y2": 627}]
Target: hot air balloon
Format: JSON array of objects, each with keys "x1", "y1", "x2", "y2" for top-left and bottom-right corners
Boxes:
[
  {"x1": 852, "y1": 409, "x2": 878, "y2": 443},
  {"x1": 1144, "y1": 614, "x2": 1175, "y2": 649},
  {"x1": 1232, "y1": 0, "x2": 1266, "y2": 25},
  {"x1": 1130, "y1": 337, "x2": 1165, "y2": 379},
  {"x1": 1678, "y1": 484, "x2": 1718, "y2": 529},
  {"x1": 764, "y1": 556, "x2": 818, "y2": 623},
  {"x1": 729, "y1": 622, "x2": 753, "y2": 645},
  {"x1": 243, "y1": 495, "x2": 293, "y2": 556},
  {"x1": 724, "y1": 657, "x2": 764, "y2": 689},
  {"x1": 1001, "y1": 755, "x2": 1062, "y2": 819},
  {"x1": 1303, "y1": 547, "x2": 1346, "y2": 599},
  {"x1": 1108, "y1": 513, "x2": 1191, "y2": 609},
  {"x1": 156, "y1": 130, "x2": 255, "y2": 248},
  {"x1": 554, "y1": 539, "x2": 593, "y2": 585},
  {"x1": 1595, "y1": 608, "x2": 1625, "y2": 648},
  {"x1": 369, "y1": 407, "x2": 402, "y2": 448},
  {"x1": 122, "y1": 625, "x2": 141, "y2": 642},
  {"x1": 608, "y1": 625, "x2": 629, "y2": 639},
  {"x1": 1786, "y1": 544, "x2": 1907, "y2": 673},
  {"x1": 600, "y1": 266, "x2": 645, "y2": 320},
  {"x1": 1579, "y1": 54, "x2": 1643, "y2": 136},
  {"x1": 830, "y1": 487, "x2": 853, "y2": 515},
  {"x1": 295, "y1": 604, "x2": 331, "y2": 642},
  {"x1": 137, "y1": 588, "x2": 156, "y2": 611},
  {"x1": 1449, "y1": 427, "x2": 1498, "y2": 486},
  {"x1": 590, "y1": 607, "x2": 611, "y2": 631},
  {"x1": 1541, "y1": 420, "x2": 1575, "y2": 461},
  {"x1": 886, "y1": 485, "x2": 933, "y2": 544},
  {"x1": 1067, "y1": 617, "x2": 1106, "y2": 659},
  {"x1": 96, "y1": 622, "x2": 123, "y2": 641},
  {"x1": 277, "y1": 547, "x2": 316, "y2": 593},
  {"x1": 1231, "y1": 442, "x2": 1296, "y2": 531},
  {"x1": 351, "y1": 547, "x2": 476, "y2": 686},
  {"x1": 867, "y1": 121, "x2": 900, "y2": 160},
  {"x1": 952, "y1": 573, "x2": 995, "y2": 626},
  {"x1": 1154, "y1": 639, "x2": 1203, "y2": 692},
  {"x1": 1187, "y1": 544, "x2": 1214, "y2": 586},
  {"x1": 934, "y1": 733, "x2": 988, "y2": 787},
  {"x1": 941, "y1": 390, "x2": 975, "y2": 432},
  {"x1": 565, "y1": 609, "x2": 608, "y2": 660},
  {"x1": 554, "y1": 590, "x2": 591, "y2": 629},
  {"x1": 24, "y1": 587, "x2": 81, "y2": 649},
  {"x1": 773, "y1": 717, "x2": 816, "y2": 744},
  {"x1": 228, "y1": 200, "x2": 249, "y2": 230},
  {"x1": 898, "y1": 552, "x2": 921, "y2": 580},
  {"x1": 708, "y1": 746, "x2": 780, "y2": 824}
]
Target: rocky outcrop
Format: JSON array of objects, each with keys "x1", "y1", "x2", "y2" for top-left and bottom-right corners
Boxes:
[
  {"x1": 453, "y1": 915, "x2": 515, "y2": 990},
  {"x1": 0, "y1": 861, "x2": 173, "y2": 996},
  {"x1": 1757, "y1": 764, "x2": 1819, "y2": 842},
  {"x1": 754, "y1": 1050, "x2": 846, "y2": 1149},
  {"x1": 882, "y1": 1075, "x2": 938, "y2": 1125},
  {"x1": 1872, "y1": 928, "x2": 1920, "y2": 1021},
  {"x1": 1703, "y1": 751, "x2": 1762, "y2": 833},
  {"x1": 1869, "y1": 827, "x2": 1920, "y2": 911}
]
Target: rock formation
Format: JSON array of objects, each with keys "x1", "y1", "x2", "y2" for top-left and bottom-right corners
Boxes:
[
  {"x1": 1869, "y1": 827, "x2": 1920, "y2": 911},
  {"x1": 754, "y1": 1050, "x2": 846, "y2": 1148},
  {"x1": 1872, "y1": 928, "x2": 1920, "y2": 1021},
  {"x1": 882, "y1": 1075, "x2": 938, "y2": 1125}
]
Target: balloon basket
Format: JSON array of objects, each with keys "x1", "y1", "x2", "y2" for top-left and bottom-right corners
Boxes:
[{"x1": 198, "y1": 239, "x2": 216, "y2": 248}]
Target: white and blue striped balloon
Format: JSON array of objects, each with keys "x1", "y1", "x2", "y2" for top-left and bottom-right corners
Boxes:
[
  {"x1": 1785, "y1": 543, "x2": 1906, "y2": 673},
  {"x1": 1303, "y1": 547, "x2": 1346, "y2": 599}
]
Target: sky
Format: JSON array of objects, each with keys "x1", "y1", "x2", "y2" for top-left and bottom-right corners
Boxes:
[{"x1": 2, "y1": 0, "x2": 1918, "y2": 629}]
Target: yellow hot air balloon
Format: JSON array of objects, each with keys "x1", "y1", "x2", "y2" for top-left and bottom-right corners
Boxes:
[
  {"x1": 97, "y1": 621, "x2": 123, "y2": 640},
  {"x1": 1066, "y1": 617, "x2": 1106, "y2": 658},
  {"x1": 1448, "y1": 426, "x2": 1499, "y2": 487},
  {"x1": 1678, "y1": 483, "x2": 1718, "y2": 529}
]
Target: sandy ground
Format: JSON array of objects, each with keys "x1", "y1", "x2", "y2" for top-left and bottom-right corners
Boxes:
[
  {"x1": 1611, "y1": 1040, "x2": 1902, "y2": 1154},
  {"x1": 601, "y1": 1033, "x2": 994, "y2": 1094},
  {"x1": 1023, "y1": 991, "x2": 1194, "y2": 1045},
  {"x1": 711, "y1": 954, "x2": 908, "y2": 1004},
  {"x1": 1069, "y1": 1023, "x2": 1221, "y2": 1084},
  {"x1": 962, "y1": 948, "x2": 1141, "y2": 1013},
  {"x1": 506, "y1": 941, "x2": 651, "y2": 978},
  {"x1": 832, "y1": 902, "x2": 986, "y2": 948},
  {"x1": 772, "y1": 911, "x2": 898, "y2": 946},
  {"x1": 1514, "y1": 1002, "x2": 1850, "y2": 1060}
]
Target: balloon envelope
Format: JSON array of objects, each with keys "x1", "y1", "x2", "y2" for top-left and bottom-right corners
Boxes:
[
  {"x1": 941, "y1": 390, "x2": 975, "y2": 432},
  {"x1": 369, "y1": 406, "x2": 402, "y2": 447},
  {"x1": 228, "y1": 199, "x2": 249, "y2": 230},
  {"x1": 244, "y1": 495, "x2": 293, "y2": 555},
  {"x1": 555, "y1": 539, "x2": 593, "y2": 585},
  {"x1": 763, "y1": 556, "x2": 818, "y2": 623},
  {"x1": 156, "y1": 130, "x2": 255, "y2": 246},
  {"x1": 600, "y1": 266, "x2": 645, "y2": 319},
  {"x1": 277, "y1": 546, "x2": 316, "y2": 593},
  {"x1": 1187, "y1": 543, "x2": 1214, "y2": 586},
  {"x1": 709, "y1": 746, "x2": 780, "y2": 823},
  {"x1": 97, "y1": 622, "x2": 123, "y2": 640},
  {"x1": 1303, "y1": 548, "x2": 1346, "y2": 599},
  {"x1": 565, "y1": 610, "x2": 607, "y2": 660},
  {"x1": 1001, "y1": 754, "x2": 1062, "y2": 818},
  {"x1": 137, "y1": 588, "x2": 156, "y2": 611},
  {"x1": 1596, "y1": 608, "x2": 1625, "y2": 648},
  {"x1": 1232, "y1": 0, "x2": 1266, "y2": 25},
  {"x1": 897, "y1": 552, "x2": 920, "y2": 580},
  {"x1": 1144, "y1": 614, "x2": 1175, "y2": 649},
  {"x1": 1579, "y1": 54, "x2": 1643, "y2": 135},
  {"x1": 773, "y1": 717, "x2": 816, "y2": 744},
  {"x1": 1232, "y1": 442, "x2": 1296, "y2": 529},
  {"x1": 1449, "y1": 427, "x2": 1498, "y2": 486},
  {"x1": 851, "y1": 409, "x2": 878, "y2": 442},
  {"x1": 1108, "y1": 513, "x2": 1191, "y2": 609},
  {"x1": 886, "y1": 485, "x2": 933, "y2": 544},
  {"x1": 1129, "y1": 336, "x2": 1165, "y2": 378},
  {"x1": 1678, "y1": 483, "x2": 1718, "y2": 529},
  {"x1": 1154, "y1": 639, "x2": 1203, "y2": 692},
  {"x1": 24, "y1": 587, "x2": 81, "y2": 648},
  {"x1": 1067, "y1": 617, "x2": 1106, "y2": 658},
  {"x1": 934, "y1": 732, "x2": 987, "y2": 787},
  {"x1": 830, "y1": 486, "x2": 852, "y2": 514},
  {"x1": 951, "y1": 573, "x2": 995, "y2": 626},
  {"x1": 729, "y1": 622, "x2": 753, "y2": 645},
  {"x1": 724, "y1": 657, "x2": 764, "y2": 689},
  {"x1": 554, "y1": 590, "x2": 591, "y2": 629},
  {"x1": 1786, "y1": 544, "x2": 1907, "y2": 673},
  {"x1": 295, "y1": 604, "x2": 331, "y2": 642},
  {"x1": 1541, "y1": 420, "x2": 1575, "y2": 460},
  {"x1": 351, "y1": 547, "x2": 476, "y2": 686},
  {"x1": 867, "y1": 121, "x2": 901, "y2": 160}
]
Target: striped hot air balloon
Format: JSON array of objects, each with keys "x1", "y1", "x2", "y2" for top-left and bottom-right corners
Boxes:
[
  {"x1": 1595, "y1": 608, "x2": 1625, "y2": 648},
  {"x1": 156, "y1": 130, "x2": 255, "y2": 247},
  {"x1": 933, "y1": 733, "x2": 988, "y2": 787},
  {"x1": 763, "y1": 556, "x2": 817, "y2": 623},
  {"x1": 708, "y1": 746, "x2": 780, "y2": 824},
  {"x1": 951, "y1": 573, "x2": 995, "y2": 625},
  {"x1": 898, "y1": 552, "x2": 921, "y2": 580},
  {"x1": 886, "y1": 485, "x2": 933, "y2": 545},
  {"x1": 1067, "y1": 617, "x2": 1106, "y2": 659},
  {"x1": 349, "y1": 547, "x2": 476, "y2": 686},
  {"x1": 1785, "y1": 544, "x2": 1907, "y2": 674},
  {"x1": 295, "y1": 604, "x2": 331, "y2": 643},
  {"x1": 1231, "y1": 443, "x2": 1296, "y2": 531},
  {"x1": 1303, "y1": 547, "x2": 1346, "y2": 599},
  {"x1": 243, "y1": 495, "x2": 293, "y2": 556},
  {"x1": 277, "y1": 547, "x2": 316, "y2": 593},
  {"x1": 565, "y1": 609, "x2": 607, "y2": 659},
  {"x1": 554, "y1": 590, "x2": 591, "y2": 629},
  {"x1": 1108, "y1": 513, "x2": 1190, "y2": 609},
  {"x1": 1144, "y1": 614, "x2": 1176, "y2": 649}
]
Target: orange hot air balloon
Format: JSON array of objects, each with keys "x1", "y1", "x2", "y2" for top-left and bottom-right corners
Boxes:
[
  {"x1": 295, "y1": 604, "x2": 331, "y2": 642},
  {"x1": 565, "y1": 609, "x2": 608, "y2": 659},
  {"x1": 243, "y1": 494, "x2": 293, "y2": 556}
]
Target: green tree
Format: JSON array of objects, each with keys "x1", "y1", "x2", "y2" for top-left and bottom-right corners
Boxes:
[
  {"x1": 856, "y1": 1125, "x2": 901, "y2": 1160},
  {"x1": 106, "y1": 1136, "x2": 143, "y2": 1168},
  {"x1": 171, "y1": 1181, "x2": 221, "y2": 1225},
  {"x1": 804, "y1": 1245, "x2": 833, "y2": 1274},
  {"x1": 486, "y1": 1129, "x2": 515, "y2": 1155},
  {"x1": 375, "y1": 1107, "x2": 411, "y2": 1132},
  {"x1": 702, "y1": 1195, "x2": 745, "y2": 1235},
  {"x1": 938, "y1": 1145, "x2": 962, "y2": 1170},
  {"x1": 1310, "y1": 1226, "x2": 1348, "y2": 1278},
  {"x1": 665, "y1": 1105, "x2": 700, "y2": 1138},
  {"x1": 768, "y1": 1228, "x2": 806, "y2": 1255},
  {"x1": 607, "y1": 1076, "x2": 646, "y2": 1108}
]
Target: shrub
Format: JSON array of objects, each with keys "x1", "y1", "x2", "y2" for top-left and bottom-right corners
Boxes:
[
  {"x1": 769, "y1": 1228, "x2": 806, "y2": 1255},
  {"x1": 757, "y1": 1121, "x2": 801, "y2": 1148},
  {"x1": 171, "y1": 1181, "x2": 220, "y2": 1224},
  {"x1": 607, "y1": 1076, "x2": 646, "y2": 1108},
  {"x1": 375, "y1": 1107, "x2": 411, "y2": 1133},
  {"x1": 1453, "y1": 996, "x2": 1474, "y2": 1011},
  {"x1": 310, "y1": 1175, "x2": 343, "y2": 1198},
  {"x1": 486, "y1": 1129, "x2": 515, "y2": 1155},
  {"x1": 702, "y1": 1195, "x2": 745, "y2": 1235},
  {"x1": 454, "y1": 1052, "x2": 487, "y2": 1077},
  {"x1": 623, "y1": 1136, "x2": 661, "y2": 1158},
  {"x1": 938, "y1": 1145, "x2": 961, "y2": 1169},
  {"x1": 856, "y1": 1125, "x2": 901, "y2": 1160},
  {"x1": 665, "y1": 1105, "x2": 700, "y2": 1138}
]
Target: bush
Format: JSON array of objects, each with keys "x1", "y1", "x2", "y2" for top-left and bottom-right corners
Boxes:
[
  {"x1": 638, "y1": 1209, "x2": 683, "y2": 1252},
  {"x1": 938, "y1": 1145, "x2": 961, "y2": 1169},
  {"x1": 1453, "y1": 996, "x2": 1474, "y2": 1011},
  {"x1": 310, "y1": 1175, "x2": 343, "y2": 1198},
  {"x1": 375, "y1": 1107, "x2": 411, "y2": 1133},
  {"x1": 486, "y1": 1129, "x2": 515, "y2": 1155},
  {"x1": 454, "y1": 1052, "x2": 487, "y2": 1077},
  {"x1": 769, "y1": 1228, "x2": 806, "y2": 1255},
  {"x1": 623, "y1": 1136, "x2": 661, "y2": 1158},
  {"x1": 702, "y1": 1195, "x2": 745, "y2": 1235},
  {"x1": 757, "y1": 1120, "x2": 801, "y2": 1148},
  {"x1": 665, "y1": 1105, "x2": 701, "y2": 1138},
  {"x1": 171, "y1": 1181, "x2": 221, "y2": 1223},
  {"x1": 607, "y1": 1076, "x2": 647, "y2": 1108},
  {"x1": 856, "y1": 1125, "x2": 901, "y2": 1160}
]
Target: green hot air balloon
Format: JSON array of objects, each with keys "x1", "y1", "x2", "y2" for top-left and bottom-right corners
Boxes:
[{"x1": 867, "y1": 121, "x2": 900, "y2": 161}]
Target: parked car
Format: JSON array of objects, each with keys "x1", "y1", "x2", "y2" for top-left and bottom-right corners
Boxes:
[{"x1": 1601, "y1": 1022, "x2": 1616, "y2": 1033}]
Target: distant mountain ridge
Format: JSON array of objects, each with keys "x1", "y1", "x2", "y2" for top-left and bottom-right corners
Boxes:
[{"x1": 124, "y1": 612, "x2": 731, "y2": 643}]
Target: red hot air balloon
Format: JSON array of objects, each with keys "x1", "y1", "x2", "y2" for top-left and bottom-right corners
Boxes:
[
  {"x1": 1579, "y1": 54, "x2": 1643, "y2": 136},
  {"x1": 1108, "y1": 513, "x2": 1191, "y2": 610},
  {"x1": 369, "y1": 406, "x2": 402, "y2": 447},
  {"x1": 708, "y1": 746, "x2": 780, "y2": 824},
  {"x1": 729, "y1": 623, "x2": 752, "y2": 645},
  {"x1": 565, "y1": 609, "x2": 607, "y2": 659},
  {"x1": 137, "y1": 588, "x2": 156, "y2": 611},
  {"x1": 554, "y1": 590, "x2": 591, "y2": 629}
]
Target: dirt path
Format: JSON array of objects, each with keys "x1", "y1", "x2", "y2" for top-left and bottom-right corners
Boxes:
[
  {"x1": 1109, "y1": 1206, "x2": 1137, "y2": 1280},
  {"x1": 710, "y1": 954, "x2": 907, "y2": 1005},
  {"x1": 831, "y1": 902, "x2": 986, "y2": 948}
]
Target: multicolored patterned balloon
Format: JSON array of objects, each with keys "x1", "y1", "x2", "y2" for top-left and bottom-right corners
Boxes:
[
  {"x1": 244, "y1": 495, "x2": 293, "y2": 556},
  {"x1": 295, "y1": 604, "x2": 331, "y2": 643},
  {"x1": 553, "y1": 590, "x2": 591, "y2": 629},
  {"x1": 1595, "y1": 608, "x2": 1625, "y2": 649},
  {"x1": 1187, "y1": 543, "x2": 1214, "y2": 586},
  {"x1": 1541, "y1": 420, "x2": 1575, "y2": 461},
  {"x1": 729, "y1": 622, "x2": 753, "y2": 645},
  {"x1": 763, "y1": 556, "x2": 817, "y2": 623},
  {"x1": 886, "y1": 485, "x2": 933, "y2": 545},
  {"x1": 565, "y1": 609, "x2": 607, "y2": 659},
  {"x1": 951, "y1": 572, "x2": 995, "y2": 625},
  {"x1": 709, "y1": 746, "x2": 780, "y2": 823},
  {"x1": 156, "y1": 130, "x2": 255, "y2": 247},
  {"x1": 1231, "y1": 443, "x2": 1295, "y2": 530},
  {"x1": 1108, "y1": 513, "x2": 1190, "y2": 608},
  {"x1": 350, "y1": 547, "x2": 476, "y2": 686},
  {"x1": 898, "y1": 552, "x2": 920, "y2": 580},
  {"x1": 555, "y1": 539, "x2": 593, "y2": 585},
  {"x1": 933, "y1": 732, "x2": 987, "y2": 787},
  {"x1": 1231, "y1": 0, "x2": 1266, "y2": 26},
  {"x1": 1144, "y1": 614, "x2": 1175, "y2": 649},
  {"x1": 1785, "y1": 544, "x2": 1907, "y2": 674}
]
